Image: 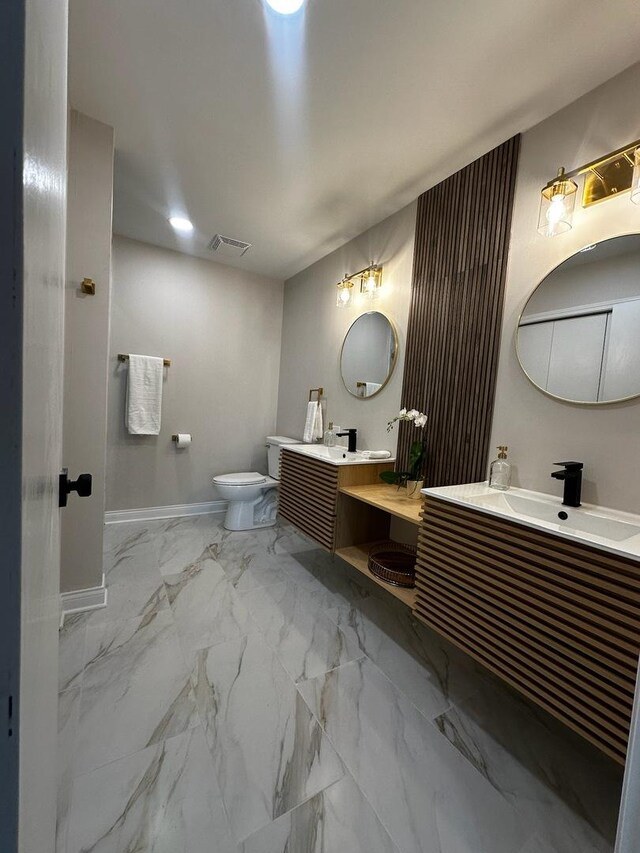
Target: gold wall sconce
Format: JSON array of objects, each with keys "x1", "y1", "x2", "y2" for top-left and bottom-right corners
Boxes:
[
  {"x1": 539, "y1": 140, "x2": 640, "y2": 237},
  {"x1": 336, "y1": 276, "x2": 354, "y2": 308},
  {"x1": 336, "y1": 264, "x2": 383, "y2": 307}
]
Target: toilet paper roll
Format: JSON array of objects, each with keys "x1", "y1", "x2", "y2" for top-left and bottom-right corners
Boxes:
[{"x1": 175, "y1": 433, "x2": 192, "y2": 448}]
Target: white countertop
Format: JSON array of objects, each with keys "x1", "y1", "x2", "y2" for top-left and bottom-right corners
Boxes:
[
  {"x1": 284, "y1": 444, "x2": 395, "y2": 467},
  {"x1": 422, "y1": 482, "x2": 640, "y2": 562}
]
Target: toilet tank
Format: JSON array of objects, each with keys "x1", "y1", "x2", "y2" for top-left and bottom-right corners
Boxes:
[{"x1": 266, "y1": 436, "x2": 301, "y2": 480}]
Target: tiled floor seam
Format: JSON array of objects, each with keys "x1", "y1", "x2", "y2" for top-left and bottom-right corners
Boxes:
[{"x1": 294, "y1": 662, "x2": 411, "y2": 853}]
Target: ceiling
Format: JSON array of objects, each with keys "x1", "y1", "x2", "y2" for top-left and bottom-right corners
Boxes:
[{"x1": 69, "y1": 0, "x2": 640, "y2": 280}]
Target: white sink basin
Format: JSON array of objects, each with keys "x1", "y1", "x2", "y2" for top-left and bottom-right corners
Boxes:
[
  {"x1": 423, "y1": 483, "x2": 640, "y2": 560},
  {"x1": 285, "y1": 444, "x2": 395, "y2": 467}
]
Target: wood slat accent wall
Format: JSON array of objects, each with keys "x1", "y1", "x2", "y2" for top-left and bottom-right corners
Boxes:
[
  {"x1": 398, "y1": 136, "x2": 520, "y2": 487},
  {"x1": 415, "y1": 496, "x2": 640, "y2": 764}
]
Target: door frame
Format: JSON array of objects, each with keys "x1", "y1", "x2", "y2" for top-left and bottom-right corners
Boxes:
[{"x1": 0, "y1": 0, "x2": 25, "y2": 848}]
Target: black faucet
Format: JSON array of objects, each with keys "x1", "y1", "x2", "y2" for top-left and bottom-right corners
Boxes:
[
  {"x1": 551, "y1": 461, "x2": 583, "y2": 507},
  {"x1": 336, "y1": 428, "x2": 358, "y2": 453}
]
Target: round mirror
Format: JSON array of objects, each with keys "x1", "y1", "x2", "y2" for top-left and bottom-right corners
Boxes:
[
  {"x1": 340, "y1": 311, "x2": 398, "y2": 398},
  {"x1": 517, "y1": 234, "x2": 640, "y2": 404}
]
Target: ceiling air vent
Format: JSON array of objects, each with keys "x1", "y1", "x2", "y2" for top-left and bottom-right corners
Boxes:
[{"x1": 207, "y1": 234, "x2": 252, "y2": 258}]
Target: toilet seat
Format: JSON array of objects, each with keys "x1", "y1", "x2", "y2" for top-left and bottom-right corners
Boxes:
[
  {"x1": 213, "y1": 435, "x2": 300, "y2": 531},
  {"x1": 213, "y1": 472, "x2": 267, "y2": 486}
]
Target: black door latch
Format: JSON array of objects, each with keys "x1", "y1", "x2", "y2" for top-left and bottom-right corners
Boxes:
[{"x1": 59, "y1": 468, "x2": 92, "y2": 508}]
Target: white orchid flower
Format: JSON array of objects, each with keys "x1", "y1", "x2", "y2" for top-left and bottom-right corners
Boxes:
[
  {"x1": 414, "y1": 414, "x2": 427, "y2": 428},
  {"x1": 406, "y1": 409, "x2": 419, "y2": 420},
  {"x1": 399, "y1": 408, "x2": 407, "y2": 417}
]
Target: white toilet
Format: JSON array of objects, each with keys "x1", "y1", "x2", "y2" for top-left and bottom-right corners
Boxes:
[{"x1": 212, "y1": 435, "x2": 301, "y2": 531}]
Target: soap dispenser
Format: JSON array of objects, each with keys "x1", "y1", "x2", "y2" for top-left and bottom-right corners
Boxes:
[
  {"x1": 489, "y1": 446, "x2": 511, "y2": 491},
  {"x1": 323, "y1": 422, "x2": 336, "y2": 448}
]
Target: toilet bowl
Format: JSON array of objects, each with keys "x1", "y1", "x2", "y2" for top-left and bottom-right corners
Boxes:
[{"x1": 213, "y1": 436, "x2": 301, "y2": 531}]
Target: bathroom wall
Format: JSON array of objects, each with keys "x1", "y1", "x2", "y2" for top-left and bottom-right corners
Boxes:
[
  {"x1": 276, "y1": 202, "x2": 417, "y2": 452},
  {"x1": 106, "y1": 236, "x2": 284, "y2": 511},
  {"x1": 490, "y1": 61, "x2": 640, "y2": 512},
  {"x1": 62, "y1": 110, "x2": 114, "y2": 593}
]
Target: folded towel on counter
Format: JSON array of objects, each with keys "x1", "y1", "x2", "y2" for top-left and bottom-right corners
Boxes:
[
  {"x1": 360, "y1": 450, "x2": 392, "y2": 459},
  {"x1": 303, "y1": 401, "x2": 319, "y2": 443},
  {"x1": 126, "y1": 354, "x2": 163, "y2": 435}
]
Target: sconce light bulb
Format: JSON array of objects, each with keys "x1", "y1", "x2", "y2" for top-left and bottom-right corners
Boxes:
[
  {"x1": 546, "y1": 193, "x2": 567, "y2": 227},
  {"x1": 340, "y1": 288, "x2": 350, "y2": 303}
]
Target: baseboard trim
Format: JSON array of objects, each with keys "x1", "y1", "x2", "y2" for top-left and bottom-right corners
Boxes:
[
  {"x1": 60, "y1": 573, "x2": 108, "y2": 623},
  {"x1": 104, "y1": 500, "x2": 228, "y2": 525}
]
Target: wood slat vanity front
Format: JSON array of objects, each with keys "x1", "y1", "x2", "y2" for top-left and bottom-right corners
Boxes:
[
  {"x1": 278, "y1": 450, "x2": 420, "y2": 607},
  {"x1": 415, "y1": 495, "x2": 640, "y2": 765},
  {"x1": 278, "y1": 449, "x2": 394, "y2": 552}
]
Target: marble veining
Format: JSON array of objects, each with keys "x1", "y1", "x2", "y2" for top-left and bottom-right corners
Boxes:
[
  {"x1": 75, "y1": 610, "x2": 199, "y2": 774},
  {"x1": 240, "y1": 774, "x2": 401, "y2": 853},
  {"x1": 241, "y1": 580, "x2": 362, "y2": 682},
  {"x1": 190, "y1": 633, "x2": 344, "y2": 841},
  {"x1": 433, "y1": 686, "x2": 623, "y2": 852},
  {"x1": 58, "y1": 612, "x2": 89, "y2": 694},
  {"x1": 163, "y1": 544, "x2": 253, "y2": 665},
  {"x1": 299, "y1": 657, "x2": 529, "y2": 853},
  {"x1": 326, "y1": 594, "x2": 484, "y2": 720},
  {"x1": 67, "y1": 727, "x2": 236, "y2": 853},
  {"x1": 58, "y1": 516, "x2": 621, "y2": 853}
]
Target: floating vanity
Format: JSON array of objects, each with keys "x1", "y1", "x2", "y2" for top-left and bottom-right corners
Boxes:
[
  {"x1": 278, "y1": 445, "x2": 421, "y2": 606},
  {"x1": 416, "y1": 483, "x2": 640, "y2": 765}
]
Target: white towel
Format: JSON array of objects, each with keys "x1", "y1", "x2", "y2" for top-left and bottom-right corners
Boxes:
[
  {"x1": 313, "y1": 400, "x2": 323, "y2": 441},
  {"x1": 365, "y1": 382, "x2": 382, "y2": 395},
  {"x1": 126, "y1": 354, "x2": 163, "y2": 435},
  {"x1": 360, "y1": 450, "x2": 392, "y2": 459},
  {"x1": 303, "y1": 401, "x2": 317, "y2": 443}
]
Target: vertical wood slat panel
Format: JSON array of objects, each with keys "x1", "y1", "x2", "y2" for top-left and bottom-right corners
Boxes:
[{"x1": 398, "y1": 136, "x2": 520, "y2": 487}]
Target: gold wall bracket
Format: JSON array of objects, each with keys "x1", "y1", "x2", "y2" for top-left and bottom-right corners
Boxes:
[
  {"x1": 563, "y1": 139, "x2": 640, "y2": 208},
  {"x1": 81, "y1": 277, "x2": 96, "y2": 295}
]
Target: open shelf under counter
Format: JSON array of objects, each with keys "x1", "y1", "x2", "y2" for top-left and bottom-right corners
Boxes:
[
  {"x1": 338, "y1": 483, "x2": 423, "y2": 525},
  {"x1": 334, "y1": 542, "x2": 417, "y2": 608}
]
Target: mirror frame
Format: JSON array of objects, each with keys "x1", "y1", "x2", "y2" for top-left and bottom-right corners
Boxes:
[
  {"x1": 339, "y1": 311, "x2": 399, "y2": 399},
  {"x1": 516, "y1": 232, "x2": 640, "y2": 406}
]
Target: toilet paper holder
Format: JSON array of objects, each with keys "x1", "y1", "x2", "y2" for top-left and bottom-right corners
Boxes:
[{"x1": 172, "y1": 434, "x2": 192, "y2": 443}]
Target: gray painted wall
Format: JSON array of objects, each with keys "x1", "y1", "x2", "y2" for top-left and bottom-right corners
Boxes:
[
  {"x1": 490, "y1": 61, "x2": 640, "y2": 512},
  {"x1": 276, "y1": 202, "x2": 417, "y2": 453},
  {"x1": 106, "y1": 236, "x2": 284, "y2": 510},
  {"x1": 62, "y1": 110, "x2": 114, "y2": 593}
]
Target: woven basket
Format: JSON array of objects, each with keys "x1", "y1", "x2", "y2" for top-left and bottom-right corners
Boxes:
[{"x1": 368, "y1": 542, "x2": 417, "y2": 588}]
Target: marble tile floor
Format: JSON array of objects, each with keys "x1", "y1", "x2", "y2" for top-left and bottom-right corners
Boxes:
[{"x1": 57, "y1": 515, "x2": 623, "y2": 853}]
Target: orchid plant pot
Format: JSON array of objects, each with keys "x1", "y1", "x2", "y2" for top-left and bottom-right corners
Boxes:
[{"x1": 405, "y1": 479, "x2": 424, "y2": 500}]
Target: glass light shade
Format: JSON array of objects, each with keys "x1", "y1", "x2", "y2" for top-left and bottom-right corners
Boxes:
[
  {"x1": 360, "y1": 267, "x2": 382, "y2": 299},
  {"x1": 631, "y1": 148, "x2": 640, "y2": 205},
  {"x1": 336, "y1": 279, "x2": 354, "y2": 308},
  {"x1": 537, "y1": 169, "x2": 578, "y2": 237}
]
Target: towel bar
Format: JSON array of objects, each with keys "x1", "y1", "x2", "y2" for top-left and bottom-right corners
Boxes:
[
  {"x1": 118, "y1": 353, "x2": 171, "y2": 368},
  {"x1": 308, "y1": 387, "x2": 324, "y2": 401}
]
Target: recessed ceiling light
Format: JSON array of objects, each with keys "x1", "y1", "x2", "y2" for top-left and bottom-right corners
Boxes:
[
  {"x1": 168, "y1": 216, "x2": 194, "y2": 233},
  {"x1": 264, "y1": 0, "x2": 305, "y2": 14}
]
